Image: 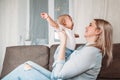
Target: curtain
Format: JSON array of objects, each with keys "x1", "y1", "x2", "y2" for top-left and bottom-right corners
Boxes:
[{"x1": 0, "y1": 0, "x2": 29, "y2": 74}]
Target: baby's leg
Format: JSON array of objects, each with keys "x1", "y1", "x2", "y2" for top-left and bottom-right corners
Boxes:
[
  {"x1": 54, "y1": 46, "x2": 74, "y2": 60},
  {"x1": 65, "y1": 48, "x2": 74, "y2": 59}
]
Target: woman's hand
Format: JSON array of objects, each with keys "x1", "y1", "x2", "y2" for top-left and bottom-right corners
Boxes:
[
  {"x1": 57, "y1": 30, "x2": 67, "y2": 60},
  {"x1": 58, "y1": 30, "x2": 67, "y2": 45},
  {"x1": 40, "y1": 12, "x2": 49, "y2": 19}
]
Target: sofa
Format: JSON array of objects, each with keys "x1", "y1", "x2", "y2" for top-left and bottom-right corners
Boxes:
[{"x1": 0, "y1": 44, "x2": 120, "y2": 80}]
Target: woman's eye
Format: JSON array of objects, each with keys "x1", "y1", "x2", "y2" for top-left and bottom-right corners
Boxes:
[
  {"x1": 89, "y1": 23, "x2": 91, "y2": 26},
  {"x1": 89, "y1": 24, "x2": 91, "y2": 26}
]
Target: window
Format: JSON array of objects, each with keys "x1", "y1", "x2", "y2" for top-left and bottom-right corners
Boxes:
[
  {"x1": 28, "y1": 0, "x2": 69, "y2": 45},
  {"x1": 29, "y1": 0, "x2": 48, "y2": 45},
  {"x1": 54, "y1": 0, "x2": 69, "y2": 42}
]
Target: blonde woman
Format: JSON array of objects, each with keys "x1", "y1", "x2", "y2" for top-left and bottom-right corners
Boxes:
[{"x1": 2, "y1": 19, "x2": 113, "y2": 80}]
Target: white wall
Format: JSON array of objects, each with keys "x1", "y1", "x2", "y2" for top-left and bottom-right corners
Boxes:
[
  {"x1": 0, "y1": 0, "x2": 29, "y2": 74},
  {"x1": 0, "y1": 0, "x2": 18, "y2": 74},
  {"x1": 70, "y1": 0, "x2": 120, "y2": 43}
]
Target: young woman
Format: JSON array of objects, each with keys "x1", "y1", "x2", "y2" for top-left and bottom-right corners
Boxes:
[{"x1": 2, "y1": 19, "x2": 113, "y2": 80}]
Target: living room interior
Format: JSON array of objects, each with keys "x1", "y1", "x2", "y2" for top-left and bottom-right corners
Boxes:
[{"x1": 0, "y1": 0, "x2": 120, "y2": 79}]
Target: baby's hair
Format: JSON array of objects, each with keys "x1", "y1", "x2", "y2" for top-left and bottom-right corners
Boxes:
[{"x1": 57, "y1": 14, "x2": 72, "y2": 26}]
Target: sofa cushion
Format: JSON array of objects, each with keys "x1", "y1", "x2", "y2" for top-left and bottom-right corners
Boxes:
[
  {"x1": 1, "y1": 45, "x2": 50, "y2": 78},
  {"x1": 98, "y1": 43, "x2": 120, "y2": 79}
]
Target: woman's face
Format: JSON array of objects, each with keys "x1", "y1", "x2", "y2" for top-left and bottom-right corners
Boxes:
[{"x1": 84, "y1": 20, "x2": 99, "y2": 37}]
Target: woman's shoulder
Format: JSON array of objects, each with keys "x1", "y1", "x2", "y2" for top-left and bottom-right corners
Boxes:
[
  {"x1": 78, "y1": 45, "x2": 101, "y2": 55},
  {"x1": 86, "y1": 45, "x2": 100, "y2": 50}
]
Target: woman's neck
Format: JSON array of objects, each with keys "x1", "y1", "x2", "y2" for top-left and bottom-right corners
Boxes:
[{"x1": 86, "y1": 36, "x2": 96, "y2": 44}]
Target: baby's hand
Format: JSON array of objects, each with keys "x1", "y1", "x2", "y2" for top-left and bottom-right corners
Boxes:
[
  {"x1": 41, "y1": 12, "x2": 48, "y2": 19},
  {"x1": 74, "y1": 33, "x2": 79, "y2": 38}
]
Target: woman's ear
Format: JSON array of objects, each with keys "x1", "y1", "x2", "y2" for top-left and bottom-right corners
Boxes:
[{"x1": 96, "y1": 29, "x2": 102, "y2": 35}]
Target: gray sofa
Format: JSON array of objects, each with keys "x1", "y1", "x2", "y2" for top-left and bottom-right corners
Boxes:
[{"x1": 0, "y1": 44, "x2": 120, "y2": 80}]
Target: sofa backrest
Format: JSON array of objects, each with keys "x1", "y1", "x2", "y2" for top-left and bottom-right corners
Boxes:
[
  {"x1": 98, "y1": 43, "x2": 120, "y2": 79},
  {"x1": 49, "y1": 44, "x2": 59, "y2": 71},
  {"x1": 0, "y1": 45, "x2": 50, "y2": 78}
]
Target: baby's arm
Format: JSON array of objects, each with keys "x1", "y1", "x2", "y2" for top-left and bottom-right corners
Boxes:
[{"x1": 41, "y1": 12, "x2": 59, "y2": 29}]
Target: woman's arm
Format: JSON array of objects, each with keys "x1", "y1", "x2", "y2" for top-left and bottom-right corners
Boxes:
[
  {"x1": 52, "y1": 47, "x2": 100, "y2": 79},
  {"x1": 51, "y1": 30, "x2": 67, "y2": 79},
  {"x1": 41, "y1": 12, "x2": 59, "y2": 29},
  {"x1": 57, "y1": 30, "x2": 67, "y2": 60}
]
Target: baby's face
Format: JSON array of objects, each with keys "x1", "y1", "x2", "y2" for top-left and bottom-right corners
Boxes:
[{"x1": 64, "y1": 16, "x2": 73, "y2": 30}]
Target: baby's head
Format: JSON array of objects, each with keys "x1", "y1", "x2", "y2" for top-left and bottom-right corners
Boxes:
[{"x1": 57, "y1": 14, "x2": 74, "y2": 30}]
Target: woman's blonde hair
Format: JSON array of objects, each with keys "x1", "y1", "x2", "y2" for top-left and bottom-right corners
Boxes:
[
  {"x1": 57, "y1": 14, "x2": 74, "y2": 27},
  {"x1": 94, "y1": 19, "x2": 113, "y2": 66}
]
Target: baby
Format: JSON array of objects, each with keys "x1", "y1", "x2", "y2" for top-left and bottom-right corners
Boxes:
[{"x1": 41, "y1": 12, "x2": 76, "y2": 59}]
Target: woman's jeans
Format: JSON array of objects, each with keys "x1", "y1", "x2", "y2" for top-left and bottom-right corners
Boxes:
[{"x1": 2, "y1": 61, "x2": 51, "y2": 80}]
